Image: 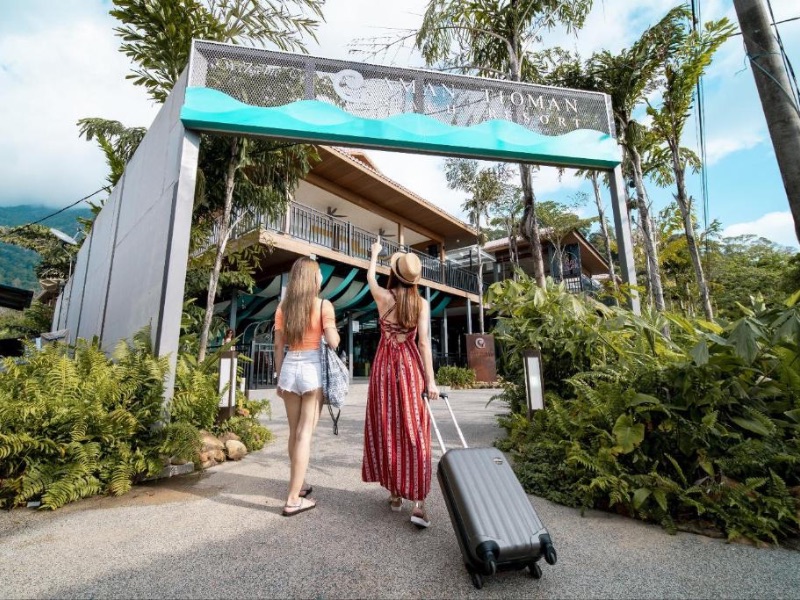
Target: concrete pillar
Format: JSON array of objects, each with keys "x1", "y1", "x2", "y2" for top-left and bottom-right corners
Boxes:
[
  {"x1": 466, "y1": 298, "x2": 473, "y2": 334},
  {"x1": 229, "y1": 290, "x2": 238, "y2": 335},
  {"x1": 347, "y1": 312, "x2": 354, "y2": 380},
  {"x1": 608, "y1": 165, "x2": 641, "y2": 315},
  {"x1": 442, "y1": 307, "x2": 449, "y2": 363}
]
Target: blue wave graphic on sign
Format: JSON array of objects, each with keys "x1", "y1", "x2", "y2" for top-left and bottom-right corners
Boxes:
[{"x1": 181, "y1": 87, "x2": 621, "y2": 168}]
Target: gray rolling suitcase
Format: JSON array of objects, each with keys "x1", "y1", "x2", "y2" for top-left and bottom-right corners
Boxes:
[{"x1": 425, "y1": 394, "x2": 557, "y2": 589}]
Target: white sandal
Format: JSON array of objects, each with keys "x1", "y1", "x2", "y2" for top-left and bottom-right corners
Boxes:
[
  {"x1": 388, "y1": 494, "x2": 403, "y2": 512},
  {"x1": 410, "y1": 502, "x2": 430, "y2": 528}
]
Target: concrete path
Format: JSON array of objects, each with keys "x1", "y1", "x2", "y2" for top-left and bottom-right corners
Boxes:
[{"x1": 1, "y1": 383, "x2": 798, "y2": 599}]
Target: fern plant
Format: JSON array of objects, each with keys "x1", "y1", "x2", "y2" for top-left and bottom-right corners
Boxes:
[{"x1": 1, "y1": 331, "x2": 168, "y2": 509}]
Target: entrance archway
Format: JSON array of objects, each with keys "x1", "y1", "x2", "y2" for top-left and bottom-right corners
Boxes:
[{"x1": 54, "y1": 40, "x2": 638, "y2": 396}]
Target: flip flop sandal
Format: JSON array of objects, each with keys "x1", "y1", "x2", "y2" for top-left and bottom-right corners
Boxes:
[
  {"x1": 299, "y1": 485, "x2": 313, "y2": 498},
  {"x1": 411, "y1": 503, "x2": 430, "y2": 528},
  {"x1": 282, "y1": 497, "x2": 317, "y2": 517},
  {"x1": 388, "y1": 495, "x2": 403, "y2": 512}
]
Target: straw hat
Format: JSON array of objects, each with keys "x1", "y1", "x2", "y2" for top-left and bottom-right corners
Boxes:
[{"x1": 390, "y1": 251, "x2": 422, "y2": 285}]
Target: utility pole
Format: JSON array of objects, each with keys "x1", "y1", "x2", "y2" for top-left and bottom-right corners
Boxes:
[{"x1": 733, "y1": 0, "x2": 800, "y2": 244}]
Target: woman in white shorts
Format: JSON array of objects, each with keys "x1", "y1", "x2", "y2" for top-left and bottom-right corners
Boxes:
[{"x1": 274, "y1": 257, "x2": 339, "y2": 516}]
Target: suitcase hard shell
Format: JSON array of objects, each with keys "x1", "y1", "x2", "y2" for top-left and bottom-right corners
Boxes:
[{"x1": 426, "y1": 394, "x2": 556, "y2": 589}]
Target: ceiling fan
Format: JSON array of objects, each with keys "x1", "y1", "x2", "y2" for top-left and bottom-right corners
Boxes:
[
  {"x1": 378, "y1": 227, "x2": 396, "y2": 239},
  {"x1": 327, "y1": 206, "x2": 348, "y2": 218}
]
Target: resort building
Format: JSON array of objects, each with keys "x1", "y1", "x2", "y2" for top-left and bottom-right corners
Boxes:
[{"x1": 206, "y1": 146, "x2": 612, "y2": 387}]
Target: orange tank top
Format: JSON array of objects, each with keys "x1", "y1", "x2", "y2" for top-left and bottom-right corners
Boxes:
[{"x1": 274, "y1": 299, "x2": 336, "y2": 351}]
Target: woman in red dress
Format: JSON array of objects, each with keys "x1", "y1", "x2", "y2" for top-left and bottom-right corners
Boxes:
[{"x1": 362, "y1": 238, "x2": 440, "y2": 528}]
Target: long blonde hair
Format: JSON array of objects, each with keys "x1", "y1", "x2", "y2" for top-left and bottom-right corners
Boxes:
[
  {"x1": 387, "y1": 272, "x2": 421, "y2": 329},
  {"x1": 280, "y1": 257, "x2": 320, "y2": 346}
]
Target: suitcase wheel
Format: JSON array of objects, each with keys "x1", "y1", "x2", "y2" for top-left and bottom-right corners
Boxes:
[
  {"x1": 484, "y1": 554, "x2": 497, "y2": 576},
  {"x1": 469, "y1": 570, "x2": 484, "y2": 589},
  {"x1": 539, "y1": 533, "x2": 558, "y2": 566},
  {"x1": 544, "y1": 544, "x2": 557, "y2": 566},
  {"x1": 528, "y1": 561, "x2": 543, "y2": 580}
]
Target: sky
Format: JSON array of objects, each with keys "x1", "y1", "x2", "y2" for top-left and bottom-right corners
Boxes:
[{"x1": 1, "y1": 0, "x2": 798, "y2": 249}]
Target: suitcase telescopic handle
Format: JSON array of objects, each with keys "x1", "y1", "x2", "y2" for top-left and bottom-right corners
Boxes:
[{"x1": 423, "y1": 392, "x2": 469, "y2": 453}]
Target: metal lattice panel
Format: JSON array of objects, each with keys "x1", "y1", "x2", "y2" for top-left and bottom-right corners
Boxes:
[{"x1": 189, "y1": 40, "x2": 615, "y2": 138}]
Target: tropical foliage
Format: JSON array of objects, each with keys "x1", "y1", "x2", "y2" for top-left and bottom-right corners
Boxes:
[
  {"x1": 0, "y1": 206, "x2": 91, "y2": 291},
  {"x1": 0, "y1": 328, "x2": 272, "y2": 510},
  {"x1": 416, "y1": 0, "x2": 594, "y2": 288},
  {"x1": 488, "y1": 277, "x2": 800, "y2": 543},
  {"x1": 0, "y1": 331, "x2": 170, "y2": 509},
  {"x1": 102, "y1": 0, "x2": 327, "y2": 361},
  {"x1": 436, "y1": 365, "x2": 477, "y2": 389}
]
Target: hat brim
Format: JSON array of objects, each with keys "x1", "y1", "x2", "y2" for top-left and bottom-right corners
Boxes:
[{"x1": 389, "y1": 252, "x2": 421, "y2": 285}]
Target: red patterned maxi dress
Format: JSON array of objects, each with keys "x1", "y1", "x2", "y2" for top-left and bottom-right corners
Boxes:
[{"x1": 362, "y1": 303, "x2": 431, "y2": 501}]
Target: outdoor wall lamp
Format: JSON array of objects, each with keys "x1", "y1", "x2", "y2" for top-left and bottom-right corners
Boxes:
[{"x1": 522, "y1": 349, "x2": 545, "y2": 417}]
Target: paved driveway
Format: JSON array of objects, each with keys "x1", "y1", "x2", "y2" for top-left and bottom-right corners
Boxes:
[{"x1": 1, "y1": 383, "x2": 798, "y2": 599}]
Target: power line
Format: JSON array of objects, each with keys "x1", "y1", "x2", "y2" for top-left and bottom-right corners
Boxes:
[
  {"x1": 12, "y1": 188, "x2": 105, "y2": 231},
  {"x1": 691, "y1": 0, "x2": 711, "y2": 257},
  {"x1": 765, "y1": 0, "x2": 800, "y2": 109},
  {"x1": 731, "y1": 14, "x2": 800, "y2": 34}
]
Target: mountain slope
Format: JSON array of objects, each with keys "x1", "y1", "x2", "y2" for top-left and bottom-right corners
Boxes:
[{"x1": 0, "y1": 205, "x2": 93, "y2": 291}]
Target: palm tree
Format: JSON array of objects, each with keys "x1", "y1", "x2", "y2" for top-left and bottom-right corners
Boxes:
[
  {"x1": 571, "y1": 169, "x2": 618, "y2": 295},
  {"x1": 416, "y1": 0, "x2": 594, "y2": 288},
  {"x1": 77, "y1": 118, "x2": 148, "y2": 190},
  {"x1": 646, "y1": 12, "x2": 734, "y2": 322},
  {"x1": 587, "y1": 7, "x2": 687, "y2": 313},
  {"x1": 538, "y1": 51, "x2": 619, "y2": 295},
  {"x1": 111, "y1": 0, "x2": 324, "y2": 103},
  {"x1": 487, "y1": 186, "x2": 524, "y2": 275},
  {"x1": 105, "y1": 0, "x2": 326, "y2": 360},
  {"x1": 536, "y1": 198, "x2": 596, "y2": 282},
  {"x1": 444, "y1": 158, "x2": 508, "y2": 333}
]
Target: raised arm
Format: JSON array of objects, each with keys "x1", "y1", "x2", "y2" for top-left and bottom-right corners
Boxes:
[
  {"x1": 416, "y1": 299, "x2": 439, "y2": 399},
  {"x1": 367, "y1": 237, "x2": 392, "y2": 309}
]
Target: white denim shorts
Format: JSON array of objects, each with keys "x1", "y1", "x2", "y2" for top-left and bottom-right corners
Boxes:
[{"x1": 278, "y1": 350, "x2": 322, "y2": 395}]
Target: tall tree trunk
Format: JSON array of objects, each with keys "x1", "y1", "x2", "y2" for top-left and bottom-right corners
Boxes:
[
  {"x1": 198, "y1": 138, "x2": 241, "y2": 362},
  {"x1": 552, "y1": 244, "x2": 564, "y2": 281},
  {"x1": 669, "y1": 142, "x2": 714, "y2": 321},
  {"x1": 509, "y1": 53, "x2": 546, "y2": 288},
  {"x1": 519, "y1": 164, "x2": 546, "y2": 287},
  {"x1": 507, "y1": 217, "x2": 520, "y2": 277},
  {"x1": 629, "y1": 146, "x2": 666, "y2": 312},
  {"x1": 590, "y1": 171, "x2": 618, "y2": 296},
  {"x1": 734, "y1": 0, "x2": 800, "y2": 245}
]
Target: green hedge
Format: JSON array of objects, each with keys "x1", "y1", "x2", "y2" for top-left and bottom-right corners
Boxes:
[{"x1": 436, "y1": 366, "x2": 477, "y2": 388}]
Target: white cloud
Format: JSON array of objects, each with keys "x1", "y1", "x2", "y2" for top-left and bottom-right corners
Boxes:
[
  {"x1": 541, "y1": 0, "x2": 678, "y2": 57},
  {"x1": 362, "y1": 151, "x2": 586, "y2": 223},
  {"x1": 0, "y1": 2, "x2": 158, "y2": 206},
  {"x1": 367, "y1": 151, "x2": 466, "y2": 218},
  {"x1": 723, "y1": 211, "x2": 799, "y2": 249},
  {"x1": 310, "y1": 0, "x2": 427, "y2": 65},
  {"x1": 705, "y1": 129, "x2": 764, "y2": 164},
  {"x1": 1, "y1": 0, "x2": 796, "y2": 243}
]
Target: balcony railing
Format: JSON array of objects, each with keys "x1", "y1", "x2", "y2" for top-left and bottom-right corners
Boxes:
[{"x1": 213, "y1": 201, "x2": 480, "y2": 295}]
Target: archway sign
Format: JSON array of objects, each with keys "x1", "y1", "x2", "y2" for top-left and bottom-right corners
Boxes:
[{"x1": 53, "y1": 40, "x2": 638, "y2": 398}]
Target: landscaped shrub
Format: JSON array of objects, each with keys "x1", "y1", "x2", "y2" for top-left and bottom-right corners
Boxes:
[
  {"x1": 436, "y1": 365, "x2": 477, "y2": 388},
  {"x1": 0, "y1": 329, "x2": 275, "y2": 509},
  {"x1": 0, "y1": 331, "x2": 169, "y2": 509},
  {"x1": 170, "y1": 353, "x2": 222, "y2": 431},
  {"x1": 488, "y1": 278, "x2": 800, "y2": 544},
  {"x1": 217, "y1": 414, "x2": 272, "y2": 452}
]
